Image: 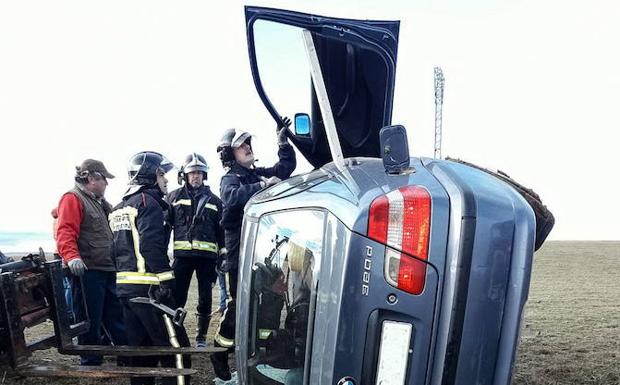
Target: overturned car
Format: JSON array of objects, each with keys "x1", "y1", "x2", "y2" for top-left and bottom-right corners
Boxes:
[{"x1": 234, "y1": 6, "x2": 553, "y2": 385}]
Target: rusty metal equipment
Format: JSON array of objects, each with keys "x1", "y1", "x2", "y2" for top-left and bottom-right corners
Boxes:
[{"x1": 0, "y1": 249, "x2": 223, "y2": 378}]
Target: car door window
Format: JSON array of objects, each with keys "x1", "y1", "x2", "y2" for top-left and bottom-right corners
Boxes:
[{"x1": 247, "y1": 209, "x2": 325, "y2": 385}]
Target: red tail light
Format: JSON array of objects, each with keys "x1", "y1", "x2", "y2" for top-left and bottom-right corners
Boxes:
[{"x1": 368, "y1": 186, "x2": 431, "y2": 295}]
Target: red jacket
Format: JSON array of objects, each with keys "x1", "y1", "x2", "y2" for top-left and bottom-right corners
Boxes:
[{"x1": 55, "y1": 193, "x2": 84, "y2": 264}]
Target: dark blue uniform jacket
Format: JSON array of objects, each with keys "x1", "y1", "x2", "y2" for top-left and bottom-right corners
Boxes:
[
  {"x1": 109, "y1": 186, "x2": 173, "y2": 298},
  {"x1": 220, "y1": 143, "x2": 296, "y2": 231},
  {"x1": 167, "y1": 185, "x2": 225, "y2": 259},
  {"x1": 219, "y1": 143, "x2": 296, "y2": 271}
]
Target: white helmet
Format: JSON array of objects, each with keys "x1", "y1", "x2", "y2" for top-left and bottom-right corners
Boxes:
[
  {"x1": 217, "y1": 128, "x2": 254, "y2": 167},
  {"x1": 181, "y1": 153, "x2": 208, "y2": 174},
  {"x1": 178, "y1": 152, "x2": 208, "y2": 184}
]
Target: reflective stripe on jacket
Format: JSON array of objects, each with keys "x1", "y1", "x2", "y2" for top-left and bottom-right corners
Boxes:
[
  {"x1": 109, "y1": 187, "x2": 174, "y2": 297},
  {"x1": 116, "y1": 271, "x2": 175, "y2": 285},
  {"x1": 167, "y1": 185, "x2": 224, "y2": 259}
]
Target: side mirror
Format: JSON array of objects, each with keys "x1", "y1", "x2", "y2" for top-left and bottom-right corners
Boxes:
[
  {"x1": 294, "y1": 113, "x2": 311, "y2": 137},
  {"x1": 380, "y1": 125, "x2": 410, "y2": 174}
]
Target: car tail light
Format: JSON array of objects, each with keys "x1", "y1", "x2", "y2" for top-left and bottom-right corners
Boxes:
[{"x1": 368, "y1": 186, "x2": 431, "y2": 295}]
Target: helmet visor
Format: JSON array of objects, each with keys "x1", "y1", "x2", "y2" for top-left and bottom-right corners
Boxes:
[
  {"x1": 159, "y1": 156, "x2": 175, "y2": 174},
  {"x1": 231, "y1": 131, "x2": 254, "y2": 148},
  {"x1": 128, "y1": 152, "x2": 176, "y2": 186}
]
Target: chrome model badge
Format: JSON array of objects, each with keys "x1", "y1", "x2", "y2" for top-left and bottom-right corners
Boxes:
[
  {"x1": 362, "y1": 245, "x2": 372, "y2": 296},
  {"x1": 337, "y1": 377, "x2": 356, "y2": 385}
]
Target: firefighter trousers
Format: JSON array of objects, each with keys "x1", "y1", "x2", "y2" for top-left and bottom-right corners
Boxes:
[
  {"x1": 172, "y1": 257, "x2": 218, "y2": 316},
  {"x1": 211, "y1": 267, "x2": 237, "y2": 379},
  {"x1": 120, "y1": 298, "x2": 192, "y2": 385}
]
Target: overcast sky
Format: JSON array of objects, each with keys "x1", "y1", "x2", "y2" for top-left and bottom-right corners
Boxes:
[{"x1": 1, "y1": 0, "x2": 618, "y2": 245}]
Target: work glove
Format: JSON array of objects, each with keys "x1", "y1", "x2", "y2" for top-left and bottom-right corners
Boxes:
[
  {"x1": 276, "y1": 116, "x2": 292, "y2": 146},
  {"x1": 149, "y1": 282, "x2": 176, "y2": 309},
  {"x1": 260, "y1": 176, "x2": 281, "y2": 189},
  {"x1": 216, "y1": 248, "x2": 229, "y2": 274},
  {"x1": 68, "y1": 258, "x2": 87, "y2": 277}
]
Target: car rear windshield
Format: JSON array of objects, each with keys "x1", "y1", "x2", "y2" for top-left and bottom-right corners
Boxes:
[{"x1": 246, "y1": 209, "x2": 325, "y2": 385}]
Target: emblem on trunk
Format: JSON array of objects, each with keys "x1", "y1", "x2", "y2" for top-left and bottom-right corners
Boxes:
[
  {"x1": 337, "y1": 377, "x2": 356, "y2": 385},
  {"x1": 362, "y1": 246, "x2": 373, "y2": 296}
]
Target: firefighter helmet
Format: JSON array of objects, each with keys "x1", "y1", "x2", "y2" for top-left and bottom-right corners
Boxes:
[
  {"x1": 178, "y1": 152, "x2": 208, "y2": 184},
  {"x1": 217, "y1": 128, "x2": 253, "y2": 167},
  {"x1": 127, "y1": 151, "x2": 174, "y2": 186}
]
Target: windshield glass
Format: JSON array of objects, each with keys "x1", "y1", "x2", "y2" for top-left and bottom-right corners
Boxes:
[{"x1": 247, "y1": 209, "x2": 325, "y2": 385}]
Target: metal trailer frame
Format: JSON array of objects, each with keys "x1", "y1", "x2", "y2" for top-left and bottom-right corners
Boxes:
[{"x1": 0, "y1": 251, "x2": 221, "y2": 378}]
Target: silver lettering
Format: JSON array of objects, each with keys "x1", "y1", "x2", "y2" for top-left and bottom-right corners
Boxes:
[
  {"x1": 362, "y1": 245, "x2": 373, "y2": 296},
  {"x1": 362, "y1": 285, "x2": 369, "y2": 296},
  {"x1": 363, "y1": 271, "x2": 370, "y2": 283}
]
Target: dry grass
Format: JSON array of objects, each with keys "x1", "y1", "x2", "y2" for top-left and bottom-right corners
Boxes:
[
  {"x1": 513, "y1": 241, "x2": 619, "y2": 385},
  {"x1": 1, "y1": 241, "x2": 618, "y2": 384}
]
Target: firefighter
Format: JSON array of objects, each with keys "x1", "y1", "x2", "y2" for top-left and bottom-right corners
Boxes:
[
  {"x1": 109, "y1": 151, "x2": 191, "y2": 385},
  {"x1": 167, "y1": 153, "x2": 225, "y2": 347},
  {"x1": 55, "y1": 159, "x2": 127, "y2": 366},
  {"x1": 211, "y1": 117, "x2": 296, "y2": 381}
]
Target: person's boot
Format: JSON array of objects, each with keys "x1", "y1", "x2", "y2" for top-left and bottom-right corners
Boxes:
[
  {"x1": 210, "y1": 348, "x2": 231, "y2": 381},
  {"x1": 195, "y1": 314, "x2": 210, "y2": 348}
]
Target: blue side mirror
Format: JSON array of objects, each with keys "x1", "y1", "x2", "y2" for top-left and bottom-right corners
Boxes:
[
  {"x1": 380, "y1": 125, "x2": 410, "y2": 174},
  {"x1": 294, "y1": 113, "x2": 311, "y2": 136}
]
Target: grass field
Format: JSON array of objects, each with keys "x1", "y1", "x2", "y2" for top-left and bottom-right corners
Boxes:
[
  {"x1": 512, "y1": 241, "x2": 619, "y2": 385},
  {"x1": 1, "y1": 241, "x2": 618, "y2": 384}
]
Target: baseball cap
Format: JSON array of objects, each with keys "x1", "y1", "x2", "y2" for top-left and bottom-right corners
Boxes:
[{"x1": 77, "y1": 159, "x2": 115, "y2": 179}]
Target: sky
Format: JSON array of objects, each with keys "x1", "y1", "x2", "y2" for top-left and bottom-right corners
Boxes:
[{"x1": 0, "y1": 0, "x2": 619, "y2": 246}]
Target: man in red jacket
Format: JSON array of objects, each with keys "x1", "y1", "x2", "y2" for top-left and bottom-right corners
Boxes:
[{"x1": 56, "y1": 159, "x2": 127, "y2": 366}]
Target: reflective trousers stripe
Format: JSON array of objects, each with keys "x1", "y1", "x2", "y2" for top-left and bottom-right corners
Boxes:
[
  {"x1": 173, "y1": 240, "x2": 218, "y2": 253},
  {"x1": 214, "y1": 333, "x2": 234, "y2": 348},
  {"x1": 163, "y1": 315, "x2": 185, "y2": 385}
]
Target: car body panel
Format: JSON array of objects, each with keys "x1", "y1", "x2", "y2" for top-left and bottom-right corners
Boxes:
[
  {"x1": 423, "y1": 159, "x2": 535, "y2": 385},
  {"x1": 237, "y1": 157, "x2": 536, "y2": 385}
]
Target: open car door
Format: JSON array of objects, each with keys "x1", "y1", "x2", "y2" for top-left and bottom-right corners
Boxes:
[{"x1": 245, "y1": 6, "x2": 400, "y2": 168}]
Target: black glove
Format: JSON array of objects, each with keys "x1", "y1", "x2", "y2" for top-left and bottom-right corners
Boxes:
[
  {"x1": 276, "y1": 116, "x2": 291, "y2": 146},
  {"x1": 149, "y1": 282, "x2": 176, "y2": 309},
  {"x1": 217, "y1": 257, "x2": 230, "y2": 274}
]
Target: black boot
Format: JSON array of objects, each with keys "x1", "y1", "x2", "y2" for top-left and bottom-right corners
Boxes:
[
  {"x1": 195, "y1": 314, "x2": 210, "y2": 348},
  {"x1": 210, "y1": 340, "x2": 231, "y2": 381}
]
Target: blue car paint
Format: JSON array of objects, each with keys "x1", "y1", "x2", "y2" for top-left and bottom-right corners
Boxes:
[
  {"x1": 240, "y1": 6, "x2": 538, "y2": 385},
  {"x1": 237, "y1": 157, "x2": 535, "y2": 385}
]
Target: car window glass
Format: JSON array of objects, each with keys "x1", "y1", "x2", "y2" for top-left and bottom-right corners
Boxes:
[
  {"x1": 254, "y1": 20, "x2": 312, "y2": 122},
  {"x1": 247, "y1": 209, "x2": 325, "y2": 385}
]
